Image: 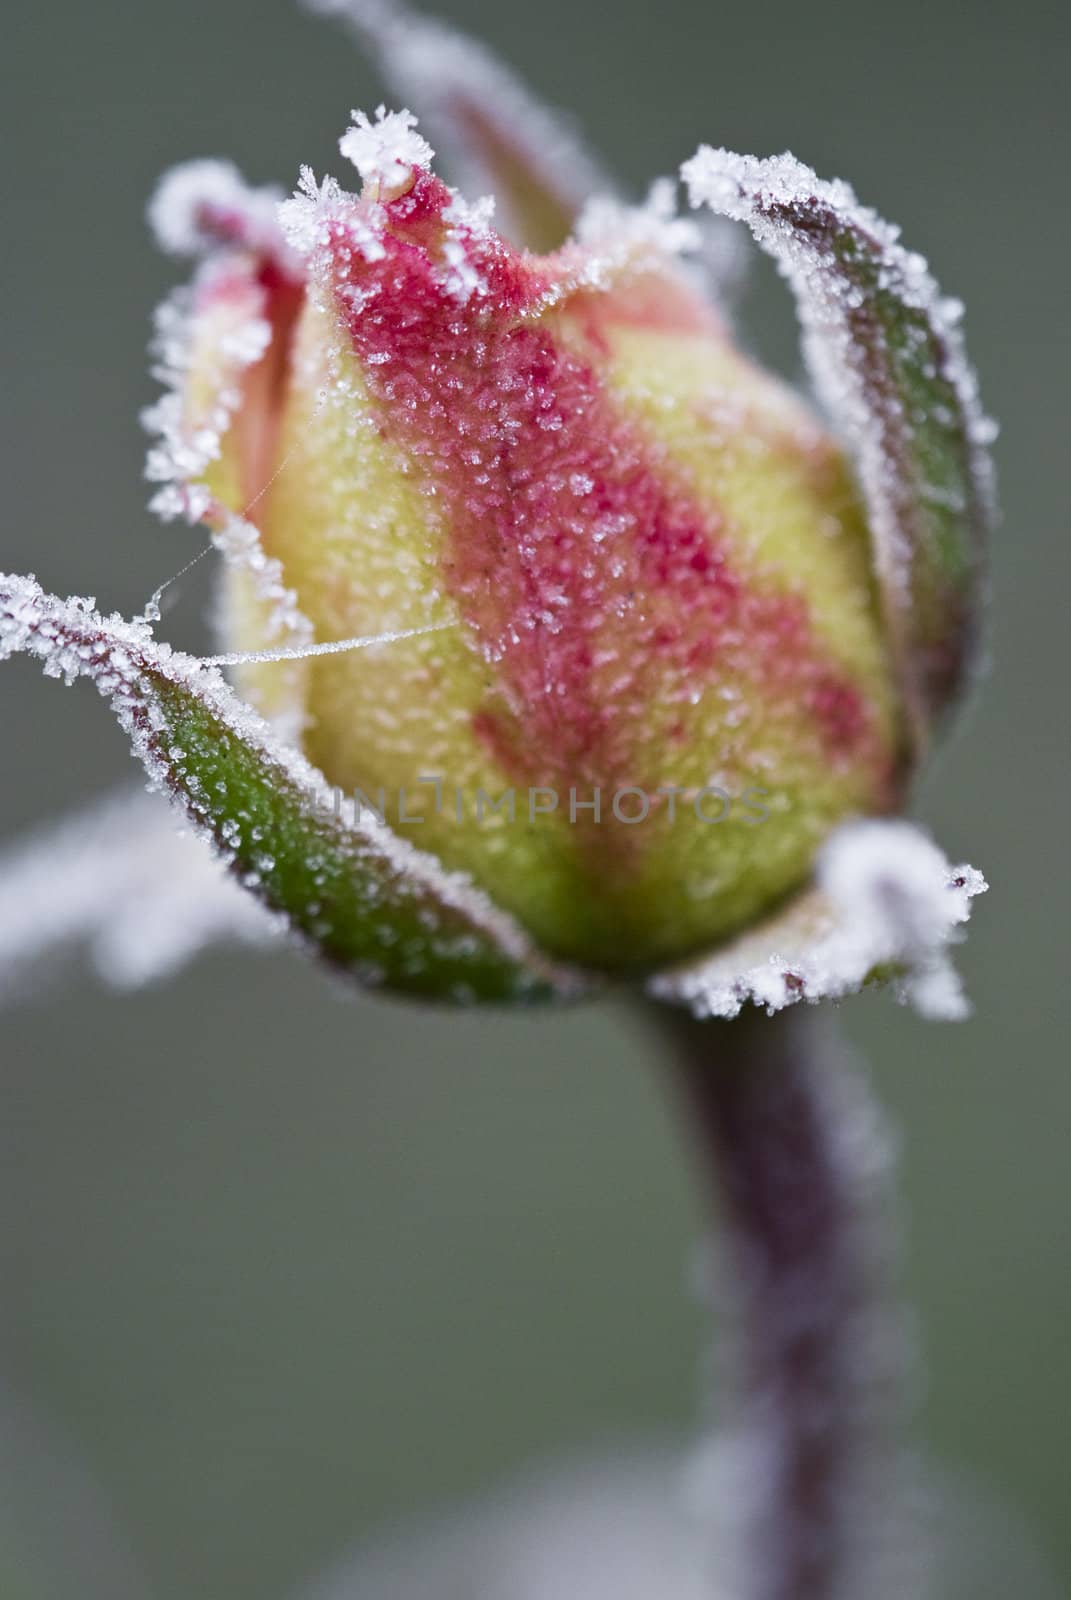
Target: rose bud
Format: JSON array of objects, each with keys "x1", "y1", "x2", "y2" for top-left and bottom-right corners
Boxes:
[
  {"x1": 115, "y1": 0, "x2": 992, "y2": 1003},
  {"x1": 144, "y1": 123, "x2": 894, "y2": 974}
]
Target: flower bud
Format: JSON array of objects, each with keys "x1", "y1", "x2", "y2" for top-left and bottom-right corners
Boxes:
[{"x1": 153, "y1": 111, "x2": 904, "y2": 972}]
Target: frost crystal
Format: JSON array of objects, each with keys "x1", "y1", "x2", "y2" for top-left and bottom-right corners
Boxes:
[
  {"x1": 649, "y1": 819, "x2": 986, "y2": 1021},
  {"x1": 0, "y1": 789, "x2": 279, "y2": 1001},
  {"x1": 443, "y1": 191, "x2": 495, "y2": 234},
  {"x1": 339, "y1": 106, "x2": 434, "y2": 193},
  {"x1": 279, "y1": 166, "x2": 386, "y2": 262}
]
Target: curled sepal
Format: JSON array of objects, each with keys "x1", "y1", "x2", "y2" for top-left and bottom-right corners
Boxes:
[
  {"x1": 648, "y1": 819, "x2": 987, "y2": 1021},
  {"x1": 305, "y1": 0, "x2": 614, "y2": 251},
  {"x1": 683, "y1": 149, "x2": 997, "y2": 755},
  {"x1": 0, "y1": 575, "x2": 582, "y2": 1005}
]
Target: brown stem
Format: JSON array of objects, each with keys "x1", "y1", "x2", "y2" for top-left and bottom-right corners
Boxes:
[{"x1": 657, "y1": 1004, "x2": 911, "y2": 1600}]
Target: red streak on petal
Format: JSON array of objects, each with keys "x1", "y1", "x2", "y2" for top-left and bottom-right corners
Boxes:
[{"x1": 328, "y1": 176, "x2": 882, "y2": 791}]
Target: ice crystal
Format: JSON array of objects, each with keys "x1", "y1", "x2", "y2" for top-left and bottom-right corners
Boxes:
[
  {"x1": 279, "y1": 167, "x2": 356, "y2": 255},
  {"x1": 279, "y1": 165, "x2": 387, "y2": 263},
  {"x1": 339, "y1": 105, "x2": 434, "y2": 194}
]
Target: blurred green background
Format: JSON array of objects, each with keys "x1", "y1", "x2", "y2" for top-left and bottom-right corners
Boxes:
[{"x1": 1, "y1": 0, "x2": 1067, "y2": 1595}]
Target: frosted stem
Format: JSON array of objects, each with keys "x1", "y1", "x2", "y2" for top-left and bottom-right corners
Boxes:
[{"x1": 659, "y1": 1005, "x2": 909, "y2": 1600}]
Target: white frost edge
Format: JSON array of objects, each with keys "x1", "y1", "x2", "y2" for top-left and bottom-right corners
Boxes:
[
  {"x1": 648, "y1": 819, "x2": 987, "y2": 1021},
  {"x1": 141, "y1": 268, "x2": 269, "y2": 527},
  {"x1": 210, "y1": 511, "x2": 314, "y2": 649},
  {"x1": 142, "y1": 250, "x2": 315, "y2": 728},
  {"x1": 681, "y1": 147, "x2": 998, "y2": 614},
  {"x1": 574, "y1": 179, "x2": 703, "y2": 281},
  {"x1": 0, "y1": 573, "x2": 582, "y2": 996},
  {"x1": 303, "y1": 0, "x2": 613, "y2": 232},
  {"x1": 0, "y1": 788, "x2": 280, "y2": 1001}
]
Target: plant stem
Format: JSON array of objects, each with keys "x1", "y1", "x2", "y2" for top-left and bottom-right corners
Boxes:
[{"x1": 656, "y1": 1004, "x2": 910, "y2": 1600}]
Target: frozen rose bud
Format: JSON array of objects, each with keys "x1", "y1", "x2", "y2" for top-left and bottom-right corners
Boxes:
[
  {"x1": 1, "y1": 4, "x2": 991, "y2": 1009},
  {"x1": 154, "y1": 111, "x2": 903, "y2": 972}
]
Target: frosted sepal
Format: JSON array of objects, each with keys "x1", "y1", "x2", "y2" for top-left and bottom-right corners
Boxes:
[
  {"x1": 0, "y1": 575, "x2": 581, "y2": 1005},
  {"x1": 648, "y1": 819, "x2": 986, "y2": 1020},
  {"x1": 683, "y1": 149, "x2": 997, "y2": 754}
]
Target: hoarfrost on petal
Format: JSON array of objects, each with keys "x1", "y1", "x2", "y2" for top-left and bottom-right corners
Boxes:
[
  {"x1": 142, "y1": 252, "x2": 316, "y2": 729},
  {"x1": 443, "y1": 190, "x2": 496, "y2": 234},
  {"x1": 0, "y1": 789, "x2": 280, "y2": 1002},
  {"x1": 211, "y1": 511, "x2": 314, "y2": 738},
  {"x1": 279, "y1": 166, "x2": 387, "y2": 263},
  {"x1": 575, "y1": 179, "x2": 703, "y2": 276},
  {"x1": 280, "y1": 167, "x2": 349, "y2": 254},
  {"x1": 648, "y1": 819, "x2": 987, "y2": 1021},
  {"x1": 142, "y1": 261, "x2": 272, "y2": 524}
]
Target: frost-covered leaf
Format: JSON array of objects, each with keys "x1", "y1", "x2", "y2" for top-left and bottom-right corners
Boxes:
[
  {"x1": 683, "y1": 150, "x2": 997, "y2": 753},
  {"x1": 648, "y1": 820, "x2": 986, "y2": 1020},
  {"x1": 305, "y1": 0, "x2": 615, "y2": 251},
  {"x1": 0, "y1": 575, "x2": 580, "y2": 1005},
  {"x1": 0, "y1": 788, "x2": 279, "y2": 1001}
]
